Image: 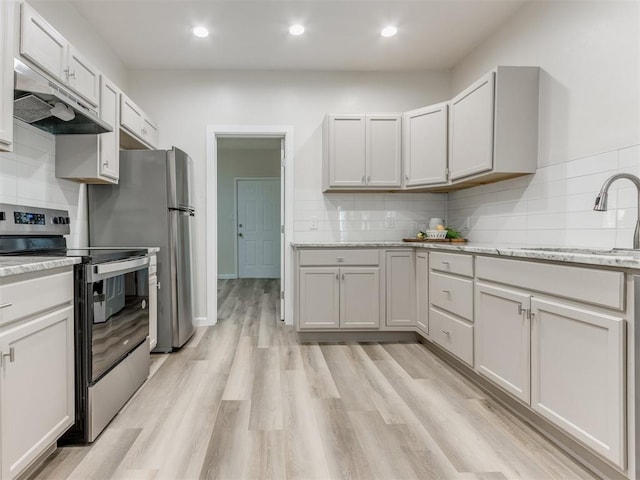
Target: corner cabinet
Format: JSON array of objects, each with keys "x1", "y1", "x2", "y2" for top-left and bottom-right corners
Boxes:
[
  {"x1": 402, "y1": 103, "x2": 448, "y2": 188},
  {"x1": 0, "y1": 267, "x2": 75, "y2": 480},
  {"x1": 0, "y1": 0, "x2": 15, "y2": 152},
  {"x1": 55, "y1": 76, "x2": 121, "y2": 184},
  {"x1": 449, "y1": 66, "x2": 539, "y2": 185},
  {"x1": 323, "y1": 114, "x2": 402, "y2": 191},
  {"x1": 296, "y1": 249, "x2": 382, "y2": 330},
  {"x1": 20, "y1": 2, "x2": 100, "y2": 107}
]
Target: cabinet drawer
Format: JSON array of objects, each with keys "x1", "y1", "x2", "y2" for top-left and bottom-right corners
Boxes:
[
  {"x1": 429, "y1": 307, "x2": 474, "y2": 366},
  {"x1": 298, "y1": 249, "x2": 379, "y2": 266},
  {"x1": 429, "y1": 271, "x2": 473, "y2": 320},
  {"x1": 0, "y1": 269, "x2": 73, "y2": 327},
  {"x1": 430, "y1": 252, "x2": 473, "y2": 277},
  {"x1": 476, "y1": 256, "x2": 625, "y2": 310}
]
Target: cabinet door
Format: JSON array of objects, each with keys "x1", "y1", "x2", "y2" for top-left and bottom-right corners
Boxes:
[
  {"x1": 298, "y1": 267, "x2": 340, "y2": 329},
  {"x1": 98, "y1": 77, "x2": 120, "y2": 180},
  {"x1": 120, "y1": 94, "x2": 143, "y2": 136},
  {"x1": 366, "y1": 115, "x2": 401, "y2": 187},
  {"x1": 403, "y1": 104, "x2": 448, "y2": 187},
  {"x1": 0, "y1": 0, "x2": 14, "y2": 152},
  {"x1": 20, "y1": 3, "x2": 67, "y2": 82},
  {"x1": 142, "y1": 116, "x2": 159, "y2": 148},
  {"x1": 385, "y1": 251, "x2": 415, "y2": 327},
  {"x1": 67, "y1": 45, "x2": 99, "y2": 107},
  {"x1": 449, "y1": 71, "x2": 495, "y2": 181},
  {"x1": 0, "y1": 306, "x2": 74, "y2": 480},
  {"x1": 530, "y1": 298, "x2": 625, "y2": 468},
  {"x1": 327, "y1": 115, "x2": 366, "y2": 187},
  {"x1": 415, "y1": 252, "x2": 428, "y2": 335},
  {"x1": 340, "y1": 267, "x2": 380, "y2": 328},
  {"x1": 475, "y1": 282, "x2": 531, "y2": 403}
]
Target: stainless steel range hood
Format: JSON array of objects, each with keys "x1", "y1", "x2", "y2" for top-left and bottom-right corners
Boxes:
[{"x1": 13, "y1": 59, "x2": 112, "y2": 135}]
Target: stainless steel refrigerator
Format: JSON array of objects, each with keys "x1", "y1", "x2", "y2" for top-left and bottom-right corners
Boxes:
[{"x1": 88, "y1": 147, "x2": 196, "y2": 352}]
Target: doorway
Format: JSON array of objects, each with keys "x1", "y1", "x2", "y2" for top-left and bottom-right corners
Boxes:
[
  {"x1": 236, "y1": 178, "x2": 281, "y2": 278},
  {"x1": 206, "y1": 125, "x2": 294, "y2": 324}
]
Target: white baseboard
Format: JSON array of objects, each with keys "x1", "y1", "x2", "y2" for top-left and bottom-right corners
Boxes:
[
  {"x1": 217, "y1": 273, "x2": 238, "y2": 279},
  {"x1": 194, "y1": 316, "x2": 215, "y2": 326}
]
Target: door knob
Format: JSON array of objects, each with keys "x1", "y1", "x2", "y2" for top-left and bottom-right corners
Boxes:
[{"x1": 238, "y1": 233, "x2": 244, "y2": 237}]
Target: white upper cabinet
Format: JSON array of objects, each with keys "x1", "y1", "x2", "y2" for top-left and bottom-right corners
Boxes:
[
  {"x1": 67, "y1": 45, "x2": 100, "y2": 107},
  {"x1": 98, "y1": 76, "x2": 120, "y2": 180},
  {"x1": 450, "y1": 72, "x2": 495, "y2": 180},
  {"x1": 0, "y1": 0, "x2": 15, "y2": 152},
  {"x1": 55, "y1": 77, "x2": 120, "y2": 183},
  {"x1": 403, "y1": 102, "x2": 448, "y2": 187},
  {"x1": 20, "y1": 2, "x2": 100, "y2": 107},
  {"x1": 449, "y1": 66, "x2": 540, "y2": 185},
  {"x1": 120, "y1": 93, "x2": 159, "y2": 149},
  {"x1": 366, "y1": 115, "x2": 402, "y2": 187},
  {"x1": 323, "y1": 114, "x2": 401, "y2": 190}
]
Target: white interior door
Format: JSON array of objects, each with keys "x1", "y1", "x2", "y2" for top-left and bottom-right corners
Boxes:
[
  {"x1": 237, "y1": 179, "x2": 281, "y2": 278},
  {"x1": 280, "y1": 138, "x2": 286, "y2": 318}
]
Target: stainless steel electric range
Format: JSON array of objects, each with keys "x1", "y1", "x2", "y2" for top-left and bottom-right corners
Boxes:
[{"x1": 0, "y1": 203, "x2": 150, "y2": 443}]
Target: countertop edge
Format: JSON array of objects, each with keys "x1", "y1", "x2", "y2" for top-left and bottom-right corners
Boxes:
[
  {"x1": 290, "y1": 242, "x2": 640, "y2": 269},
  {"x1": 0, "y1": 257, "x2": 82, "y2": 277}
]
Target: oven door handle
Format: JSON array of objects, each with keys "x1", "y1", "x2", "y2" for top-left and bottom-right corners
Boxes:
[{"x1": 92, "y1": 256, "x2": 150, "y2": 280}]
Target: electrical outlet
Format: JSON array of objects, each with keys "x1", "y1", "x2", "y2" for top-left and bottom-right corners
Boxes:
[{"x1": 310, "y1": 216, "x2": 319, "y2": 230}]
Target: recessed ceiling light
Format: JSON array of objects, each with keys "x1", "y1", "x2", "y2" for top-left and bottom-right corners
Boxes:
[
  {"x1": 192, "y1": 26, "x2": 209, "y2": 38},
  {"x1": 381, "y1": 26, "x2": 398, "y2": 38},
  {"x1": 289, "y1": 24, "x2": 305, "y2": 36}
]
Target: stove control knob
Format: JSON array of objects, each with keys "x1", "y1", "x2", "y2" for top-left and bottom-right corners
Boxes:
[
  {"x1": 65, "y1": 216, "x2": 70, "y2": 225},
  {"x1": 52, "y1": 217, "x2": 59, "y2": 224}
]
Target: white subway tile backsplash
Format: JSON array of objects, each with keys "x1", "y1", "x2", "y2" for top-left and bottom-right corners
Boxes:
[
  {"x1": 449, "y1": 143, "x2": 640, "y2": 249},
  {"x1": 0, "y1": 121, "x2": 86, "y2": 245}
]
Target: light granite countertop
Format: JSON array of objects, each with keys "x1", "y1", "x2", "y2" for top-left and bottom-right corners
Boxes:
[
  {"x1": 0, "y1": 257, "x2": 81, "y2": 277},
  {"x1": 291, "y1": 241, "x2": 640, "y2": 269}
]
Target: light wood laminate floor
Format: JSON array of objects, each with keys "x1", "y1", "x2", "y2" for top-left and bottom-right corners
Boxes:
[{"x1": 31, "y1": 278, "x2": 598, "y2": 480}]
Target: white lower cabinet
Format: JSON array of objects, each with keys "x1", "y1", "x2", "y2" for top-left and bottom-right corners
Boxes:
[
  {"x1": 298, "y1": 266, "x2": 379, "y2": 329},
  {"x1": 0, "y1": 266, "x2": 75, "y2": 480},
  {"x1": 475, "y1": 282, "x2": 531, "y2": 403},
  {"x1": 415, "y1": 252, "x2": 428, "y2": 335},
  {"x1": 385, "y1": 250, "x2": 415, "y2": 327},
  {"x1": 530, "y1": 297, "x2": 625, "y2": 468}
]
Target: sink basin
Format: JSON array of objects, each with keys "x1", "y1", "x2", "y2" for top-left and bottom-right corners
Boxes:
[{"x1": 518, "y1": 247, "x2": 640, "y2": 258}]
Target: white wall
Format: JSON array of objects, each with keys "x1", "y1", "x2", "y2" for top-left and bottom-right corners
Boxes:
[
  {"x1": 217, "y1": 146, "x2": 281, "y2": 277},
  {"x1": 0, "y1": 121, "x2": 87, "y2": 247},
  {"x1": 448, "y1": 0, "x2": 640, "y2": 247},
  {"x1": 28, "y1": 1, "x2": 129, "y2": 88},
  {"x1": 126, "y1": 69, "x2": 451, "y2": 318}
]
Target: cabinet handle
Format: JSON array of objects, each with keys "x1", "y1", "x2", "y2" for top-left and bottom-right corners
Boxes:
[
  {"x1": 405, "y1": 175, "x2": 409, "y2": 181},
  {"x1": 2, "y1": 347, "x2": 15, "y2": 364},
  {"x1": 441, "y1": 330, "x2": 450, "y2": 335},
  {"x1": 337, "y1": 257, "x2": 345, "y2": 263},
  {"x1": 335, "y1": 273, "x2": 339, "y2": 280},
  {"x1": 64, "y1": 68, "x2": 76, "y2": 80},
  {"x1": 441, "y1": 261, "x2": 450, "y2": 266},
  {"x1": 517, "y1": 304, "x2": 529, "y2": 317},
  {"x1": 157, "y1": 282, "x2": 161, "y2": 290},
  {"x1": 0, "y1": 303, "x2": 12, "y2": 309},
  {"x1": 442, "y1": 289, "x2": 451, "y2": 295},
  {"x1": 342, "y1": 273, "x2": 345, "y2": 280},
  {"x1": 529, "y1": 311, "x2": 535, "y2": 320}
]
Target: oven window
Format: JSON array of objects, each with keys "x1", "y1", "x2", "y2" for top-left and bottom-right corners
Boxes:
[{"x1": 91, "y1": 268, "x2": 149, "y2": 381}]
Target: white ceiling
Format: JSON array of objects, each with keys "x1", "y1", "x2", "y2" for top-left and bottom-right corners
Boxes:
[{"x1": 65, "y1": 0, "x2": 527, "y2": 71}]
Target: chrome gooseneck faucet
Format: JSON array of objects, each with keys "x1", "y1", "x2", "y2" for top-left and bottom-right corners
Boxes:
[{"x1": 594, "y1": 173, "x2": 640, "y2": 249}]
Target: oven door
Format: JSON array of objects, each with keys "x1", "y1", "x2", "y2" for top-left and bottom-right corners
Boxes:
[{"x1": 88, "y1": 256, "x2": 150, "y2": 383}]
